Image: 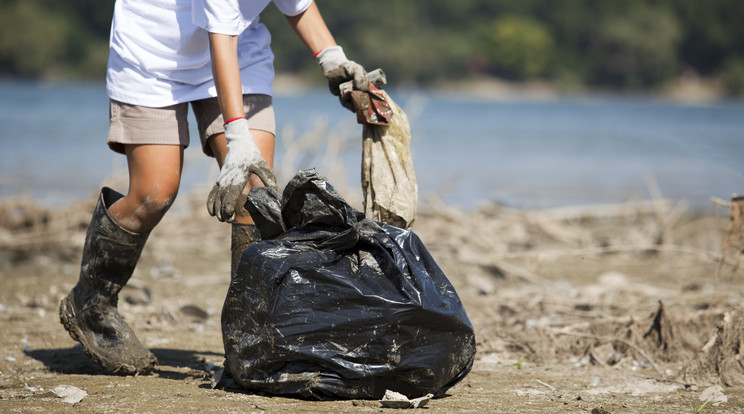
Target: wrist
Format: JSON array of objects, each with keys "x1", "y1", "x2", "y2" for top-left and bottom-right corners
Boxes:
[{"x1": 223, "y1": 116, "x2": 245, "y2": 126}]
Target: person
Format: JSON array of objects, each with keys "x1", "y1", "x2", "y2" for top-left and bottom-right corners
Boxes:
[{"x1": 59, "y1": 0, "x2": 372, "y2": 376}]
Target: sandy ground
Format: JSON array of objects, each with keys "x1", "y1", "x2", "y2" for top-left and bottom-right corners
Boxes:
[{"x1": 1, "y1": 188, "x2": 744, "y2": 413}]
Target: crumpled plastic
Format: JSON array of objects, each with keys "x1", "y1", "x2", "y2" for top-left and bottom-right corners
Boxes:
[
  {"x1": 349, "y1": 85, "x2": 418, "y2": 229},
  {"x1": 220, "y1": 169, "x2": 475, "y2": 400}
]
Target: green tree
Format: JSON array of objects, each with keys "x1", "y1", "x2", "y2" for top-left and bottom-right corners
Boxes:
[
  {"x1": 663, "y1": 0, "x2": 744, "y2": 76},
  {"x1": 482, "y1": 15, "x2": 554, "y2": 80},
  {"x1": 0, "y1": 1, "x2": 71, "y2": 77},
  {"x1": 584, "y1": 5, "x2": 681, "y2": 88},
  {"x1": 2, "y1": 0, "x2": 744, "y2": 95},
  {"x1": 723, "y1": 57, "x2": 744, "y2": 96}
]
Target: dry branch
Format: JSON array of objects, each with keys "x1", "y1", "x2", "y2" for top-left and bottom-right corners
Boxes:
[
  {"x1": 548, "y1": 329, "x2": 664, "y2": 377},
  {"x1": 473, "y1": 244, "x2": 730, "y2": 264}
]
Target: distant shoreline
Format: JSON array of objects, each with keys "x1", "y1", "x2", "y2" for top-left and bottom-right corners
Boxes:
[
  {"x1": 0, "y1": 72, "x2": 733, "y2": 104},
  {"x1": 273, "y1": 72, "x2": 730, "y2": 104}
]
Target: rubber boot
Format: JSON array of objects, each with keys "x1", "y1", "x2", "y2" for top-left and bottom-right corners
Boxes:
[
  {"x1": 59, "y1": 187, "x2": 158, "y2": 375},
  {"x1": 231, "y1": 223, "x2": 261, "y2": 277},
  {"x1": 214, "y1": 222, "x2": 262, "y2": 387}
]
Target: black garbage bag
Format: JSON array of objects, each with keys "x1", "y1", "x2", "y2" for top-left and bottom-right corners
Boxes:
[{"x1": 221, "y1": 169, "x2": 476, "y2": 400}]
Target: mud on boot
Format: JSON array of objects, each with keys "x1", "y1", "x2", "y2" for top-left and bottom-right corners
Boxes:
[
  {"x1": 59, "y1": 187, "x2": 157, "y2": 375},
  {"x1": 231, "y1": 222, "x2": 262, "y2": 278}
]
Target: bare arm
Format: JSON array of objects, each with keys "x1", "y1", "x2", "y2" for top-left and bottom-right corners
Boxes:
[
  {"x1": 209, "y1": 1, "x2": 336, "y2": 119},
  {"x1": 208, "y1": 32, "x2": 245, "y2": 121},
  {"x1": 205, "y1": 32, "x2": 277, "y2": 222},
  {"x1": 284, "y1": 1, "x2": 336, "y2": 56},
  {"x1": 285, "y1": 1, "x2": 369, "y2": 101}
]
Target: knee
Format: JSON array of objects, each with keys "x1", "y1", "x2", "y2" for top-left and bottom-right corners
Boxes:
[
  {"x1": 127, "y1": 185, "x2": 179, "y2": 229},
  {"x1": 137, "y1": 185, "x2": 178, "y2": 217},
  {"x1": 109, "y1": 184, "x2": 179, "y2": 233}
]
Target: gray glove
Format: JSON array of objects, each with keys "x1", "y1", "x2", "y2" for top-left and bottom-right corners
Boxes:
[
  {"x1": 316, "y1": 45, "x2": 369, "y2": 111},
  {"x1": 207, "y1": 118, "x2": 277, "y2": 222}
]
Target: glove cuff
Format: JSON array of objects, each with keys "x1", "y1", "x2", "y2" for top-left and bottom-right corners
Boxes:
[
  {"x1": 315, "y1": 45, "x2": 347, "y2": 75},
  {"x1": 223, "y1": 117, "x2": 252, "y2": 143},
  {"x1": 223, "y1": 116, "x2": 246, "y2": 126}
]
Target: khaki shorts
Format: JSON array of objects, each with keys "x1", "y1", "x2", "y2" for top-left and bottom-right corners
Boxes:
[{"x1": 107, "y1": 95, "x2": 275, "y2": 157}]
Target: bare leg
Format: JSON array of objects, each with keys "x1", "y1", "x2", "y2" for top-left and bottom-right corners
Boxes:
[
  {"x1": 208, "y1": 130, "x2": 275, "y2": 224},
  {"x1": 108, "y1": 144, "x2": 185, "y2": 232}
]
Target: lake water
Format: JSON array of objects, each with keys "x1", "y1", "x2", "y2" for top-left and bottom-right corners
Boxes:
[{"x1": 1, "y1": 81, "x2": 743, "y2": 211}]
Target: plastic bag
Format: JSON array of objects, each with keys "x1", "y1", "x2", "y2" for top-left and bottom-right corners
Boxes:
[
  {"x1": 221, "y1": 169, "x2": 475, "y2": 400},
  {"x1": 350, "y1": 85, "x2": 418, "y2": 229}
]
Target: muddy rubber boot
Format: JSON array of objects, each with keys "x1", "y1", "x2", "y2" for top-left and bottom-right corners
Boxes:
[
  {"x1": 59, "y1": 187, "x2": 157, "y2": 375},
  {"x1": 231, "y1": 223, "x2": 261, "y2": 277}
]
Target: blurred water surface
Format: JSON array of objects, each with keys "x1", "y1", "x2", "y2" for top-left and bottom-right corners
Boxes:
[{"x1": 1, "y1": 81, "x2": 742, "y2": 211}]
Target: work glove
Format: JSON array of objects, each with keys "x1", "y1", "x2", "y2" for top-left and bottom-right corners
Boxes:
[
  {"x1": 207, "y1": 118, "x2": 277, "y2": 222},
  {"x1": 316, "y1": 45, "x2": 369, "y2": 111}
]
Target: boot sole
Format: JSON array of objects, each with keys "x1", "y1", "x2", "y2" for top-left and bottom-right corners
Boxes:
[{"x1": 59, "y1": 294, "x2": 157, "y2": 376}]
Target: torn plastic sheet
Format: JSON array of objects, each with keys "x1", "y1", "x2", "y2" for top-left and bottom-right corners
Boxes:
[
  {"x1": 221, "y1": 169, "x2": 475, "y2": 400},
  {"x1": 349, "y1": 84, "x2": 418, "y2": 229}
]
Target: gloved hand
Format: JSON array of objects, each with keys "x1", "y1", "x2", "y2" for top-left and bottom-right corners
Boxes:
[
  {"x1": 316, "y1": 45, "x2": 369, "y2": 111},
  {"x1": 207, "y1": 118, "x2": 277, "y2": 222}
]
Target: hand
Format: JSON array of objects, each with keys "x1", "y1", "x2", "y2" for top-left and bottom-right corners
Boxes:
[
  {"x1": 207, "y1": 118, "x2": 277, "y2": 222},
  {"x1": 316, "y1": 45, "x2": 369, "y2": 111}
]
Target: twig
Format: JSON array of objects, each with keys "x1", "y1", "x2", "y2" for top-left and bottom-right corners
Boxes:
[
  {"x1": 535, "y1": 379, "x2": 556, "y2": 391},
  {"x1": 525, "y1": 200, "x2": 672, "y2": 221},
  {"x1": 589, "y1": 350, "x2": 609, "y2": 368},
  {"x1": 484, "y1": 244, "x2": 733, "y2": 265},
  {"x1": 710, "y1": 197, "x2": 730, "y2": 209},
  {"x1": 548, "y1": 329, "x2": 664, "y2": 378},
  {"x1": 629, "y1": 372, "x2": 688, "y2": 386},
  {"x1": 645, "y1": 172, "x2": 668, "y2": 225},
  {"x1": 458, "y1": 257, "x2": 549, "y2": 285}
]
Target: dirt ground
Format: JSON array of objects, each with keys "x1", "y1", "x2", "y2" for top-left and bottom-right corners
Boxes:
[{"x1": 1, "y1": 188, "x2": 744, "y2": 413}]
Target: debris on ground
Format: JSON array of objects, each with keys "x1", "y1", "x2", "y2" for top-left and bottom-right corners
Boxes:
[
  {"x1": 2, "y1": 184, "x2": 743, "y2": 411},
  {"x1": 380, "y1": 390, "x2": 433, "y2": 409},
  {"x1": 699, "y1": 385, "x2": 728, "y2": 405},
  {"x1": 51, "y1": 384, "x2": 87, "y2": 404}
]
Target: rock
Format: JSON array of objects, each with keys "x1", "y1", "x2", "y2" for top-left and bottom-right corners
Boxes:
[
  {"x1": 380, "y1": 389, "x2": 433, "y2": 409},
  {"x1": 700, "y1": 385, "x2": 727, "y2": 405},
  {"x1": 123, "y1": 286, "x2": 151, "y2": 305},
  {"x1": 179, "y1": 304, "x2": 209, "y2": 322},
  {"x1": 52, "y1": 385, "x2": 87, "y2": 404}
]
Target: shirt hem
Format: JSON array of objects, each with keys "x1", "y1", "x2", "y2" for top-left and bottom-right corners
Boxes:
[{"x1": 107, "y1": 86, "x2": 274, "y2": 108}]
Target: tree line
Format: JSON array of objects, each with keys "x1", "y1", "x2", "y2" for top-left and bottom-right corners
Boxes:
[{"x1": 1, "y1": 0, "x2": 743, "y2": 95}]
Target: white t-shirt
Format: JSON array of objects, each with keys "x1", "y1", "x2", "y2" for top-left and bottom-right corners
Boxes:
[
  {"x1": 106, "y1": 0, "x2": 312, "y2": 107},
  {"x1": 192, "y1": 0, "x2": 310, "y2": 35}
]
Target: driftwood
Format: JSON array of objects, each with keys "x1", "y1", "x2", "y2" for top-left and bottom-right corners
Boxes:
[
  {"x1": 548, "y1": 328, "x2": 664, "y2": 377},
  {"x1": 683, "y1": 307, "x2": 744, "y2": 386},
  {"x1": 717, "y1": 195, "x2": 744, "y2": 278},
  {"x1": 2, "y1": 158, "x2": 740, "y2": 390},
  {"x1": 415, "y1": 195, "x2": 738, "y2": 291}
]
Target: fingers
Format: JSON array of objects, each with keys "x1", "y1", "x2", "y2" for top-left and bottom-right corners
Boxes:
[
  {"x1": 207, "y1": 184, "x2": 219, "y2": 218},
  {"x1": 219, "y1": 186, "x2": 239, "y2": 222},
  {"x1": 327, "y1": 68, "x2": 345, "y2": 96},
  {"x1": 327, "y1": 63, "x2": 370, "y2": 111},
  {"x1": 327, "y1": 64, "x2": 369, "y2": 96},
  {"x1": 254, "y1": 166, "x2": 278, "y2": 191},
  {"x1": 351, "y1": 65, "x2": 370, "y2": 92},
  {"x1": 207, "y1": 183, "x2": 238, "y2": 222},
  {"x1": 208, "y1": 167, "x2": 277, "y2": 222}
]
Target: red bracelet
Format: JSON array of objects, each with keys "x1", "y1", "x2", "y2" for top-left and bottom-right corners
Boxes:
[
  {"x1": 313, "y1": 49, "x2": 323, "y2": 59},
  {"x1": 223, "y1": 116, "x2": 245, "y2": 126}
]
